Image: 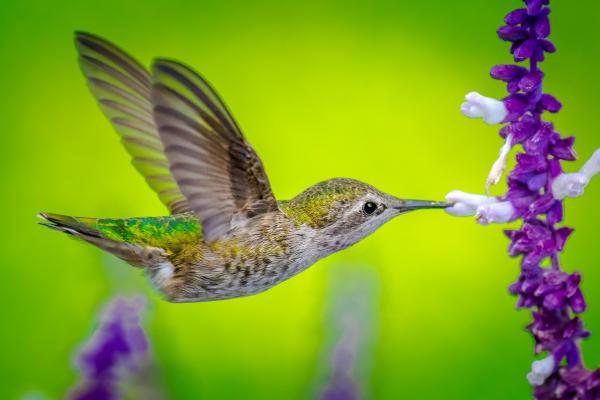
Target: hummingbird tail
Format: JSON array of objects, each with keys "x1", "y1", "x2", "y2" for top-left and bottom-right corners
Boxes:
[
  {"x1": 38, "y1": 212, "x2": 102, "y2": 237},
  {"x1": 37, "y1": 212, "x2": 150, "y2": 267}
]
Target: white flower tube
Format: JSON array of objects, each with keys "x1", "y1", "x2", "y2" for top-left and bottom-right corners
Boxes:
[
  {"x1": 476, "y1": 201, "x2": 515, "y2": 225},
  {"x1": 552, "y1": 149, "x2": 600, "y2": 200},
  {"x1": 552, "y1": 173, "x2": 588, "y2": 200},
  {"x1": 460, "y1": 92, "x2": 508, "y2": 125},
  {"x1": 580, "y1": 148, "x2": 600, "y2": 178},
  {"x1": 445, "y1": 190, "x2": 498, "y2": 217},
  {"x1": 445, "y1": 190, "x2": 515, "y2": 225}
]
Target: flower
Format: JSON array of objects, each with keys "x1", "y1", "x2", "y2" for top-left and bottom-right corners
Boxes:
[
  {"x1": 552, "y1": 173, "x2": 588, "y2": 200},
  {"x1": 69, "y1": 296, "x2": 151, "y2": 400},
  {"x1": 487, "y1": 134, "x2": 514, "y2": 192},
  {"x1": 451, "y1": 0, "x2": 600, "y2": 398},
  {"x1": 461, "y1": 92, "x2": 508, "y2": 125},
  {"x1": 476, "y1": 201, "x2": 515, "y2": 224},
  {"x1": 552, "y1": 149, "x2": 600, "y2": 199},
  {"x1": 528, "y1": 356, "x2": 556, "y2": 386},
  {"x1": 581, "y1": 149, "x2": 600, "y2": 178},
  {"x1": 444, "y1": 190, "x2": 516, "y2": 224},
  {"x1": 319, "y1": 265, "x2": 379, "y2": 400},
  {"x1": 444, "y1": 190, "x2": 498, "y2": 217}
]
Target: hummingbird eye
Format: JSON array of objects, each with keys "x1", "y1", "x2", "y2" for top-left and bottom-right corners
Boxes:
[{"x1": 362, "y1": 202, "x2": 377, "y2": 215}]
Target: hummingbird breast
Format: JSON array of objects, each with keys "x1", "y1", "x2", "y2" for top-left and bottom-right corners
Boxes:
[{"x1": 153, "y1": 212, "x2": 322, "y2": 302}]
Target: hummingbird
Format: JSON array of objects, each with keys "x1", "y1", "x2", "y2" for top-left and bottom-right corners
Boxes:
[{"x1": 39, "y1": 32, "x2": 449, "y2": 302}]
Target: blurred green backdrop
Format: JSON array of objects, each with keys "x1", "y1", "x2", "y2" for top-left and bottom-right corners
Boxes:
[{"x1": 1, "y1": 0, "x2": 599, "y2": 398}]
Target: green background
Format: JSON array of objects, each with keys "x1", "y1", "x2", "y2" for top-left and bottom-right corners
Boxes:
[{"x1": 1, "y1": 0, "x2": 599, "y2": 398}]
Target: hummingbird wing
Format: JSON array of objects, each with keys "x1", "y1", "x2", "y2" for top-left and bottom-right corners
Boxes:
[
  {"x1": 151, "y1": 59, "x2": 279, "y2": 242},
  {"x1": 75, "y1": 32, "x2": 191, "y2": 214}
]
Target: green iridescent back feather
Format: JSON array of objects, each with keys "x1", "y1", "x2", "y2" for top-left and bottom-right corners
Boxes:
[
  {"x1": 42, "y1": 212, "x2": 203, "y2": 256},
  {"x1": 96, "y1": 213, "x2": 201, "y2": 249}
]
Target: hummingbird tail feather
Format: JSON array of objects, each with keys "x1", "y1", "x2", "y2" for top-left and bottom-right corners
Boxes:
[
  {"x1": 37, "y1": 212, "x2": 150, "y2": 267},
  {"x1": 38, "y1": 213, "x2": 101, "y2": 237}
]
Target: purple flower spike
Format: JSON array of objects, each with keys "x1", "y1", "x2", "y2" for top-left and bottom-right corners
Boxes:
[
  {"x1": 69, "y1": 296, "x2": 153, "y2": 400},
  {"x1": 455, "y1": 0, "x2": 600, "y2": 398},
  {"x1": 319, "y1": 265, "x2": 378, "y2": 400}
]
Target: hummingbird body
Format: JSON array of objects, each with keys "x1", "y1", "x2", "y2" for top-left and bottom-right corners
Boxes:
[
  {"x1": 40, "y1": 33, "x2": 448, "y2": 302},
  {"x1": 42, "y1": 179, "x2": 396, "y2": 301}
]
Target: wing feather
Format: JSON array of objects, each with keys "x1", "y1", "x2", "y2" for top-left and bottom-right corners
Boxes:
[
  {"x1": 151, "y1": 59, "x2": 278, "y2": 242},
  {"x1": 75, "y1": 32, "x2": 191, "y2": 214}
]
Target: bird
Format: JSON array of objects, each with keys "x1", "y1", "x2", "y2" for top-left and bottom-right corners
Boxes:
[{"x1": 39, "y1": 32, "x2": 449, "y2": 302}]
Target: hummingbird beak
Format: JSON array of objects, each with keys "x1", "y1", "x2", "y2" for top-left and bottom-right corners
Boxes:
[{"x1": 393, "y1": 199, "x2": 451, "y2": 213}]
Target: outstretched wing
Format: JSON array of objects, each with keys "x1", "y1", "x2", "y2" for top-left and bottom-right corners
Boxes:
[
  {"x1": 75, "y1": 32, "x2": 190, "y2": 214},
  {"x1": 151, "y1": 59, "x2": 279, "y2": 242}
]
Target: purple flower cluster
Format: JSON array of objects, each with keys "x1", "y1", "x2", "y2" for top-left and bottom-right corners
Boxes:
[
  {"x1": 536, "y1": 367, "x2": 600, "y2": 399},
  {"x1": 320, "y1": 265, "x2": 378, "y2": 400},
  {"x1": 489, "y1": 1, "x2": 599, "y2": 398},
  {"x1": 69, "y1": 296, "x2": 149, "y2": 400}
]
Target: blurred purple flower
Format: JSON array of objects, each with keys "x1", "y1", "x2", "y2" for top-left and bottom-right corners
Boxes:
[
  {"x1": 319, "y1": 265, "x2": 379, "y2": 400},
  {"x1": 69, "y1": 296, "x2": 152, "y2": 400}
]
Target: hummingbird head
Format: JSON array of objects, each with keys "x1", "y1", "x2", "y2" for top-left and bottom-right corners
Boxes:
[{"x1": 283, "y1": 178, "x2": 449, "y2": 251}]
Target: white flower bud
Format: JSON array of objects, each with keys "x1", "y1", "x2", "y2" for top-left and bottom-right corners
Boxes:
[
  {"x1": 445, "y1": 190, "x2": 498, "y2": 217},
  {"x1": 476, "y1": 201, "x2": 515, "y2": 224},
  {"x1": 486, "y1": 134, "x2": 513, "y2": 193},
  {"x1": 461, "y1": 92, "x2": 508, "y2": 125},
  {"x1": 526, "y1": 356, "x2": 555, "y2": 386}
]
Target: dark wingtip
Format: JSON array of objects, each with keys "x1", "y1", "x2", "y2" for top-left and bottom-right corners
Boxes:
[
  {"x1": 74, "y1": 31, "x2": 94, "y2": 46},
  {"x1": 74, "y1": 31, "x2": 99, "y2": 41},
  {"x1": 74, "y1": 31, "x2": 117, "y2": 53}
]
